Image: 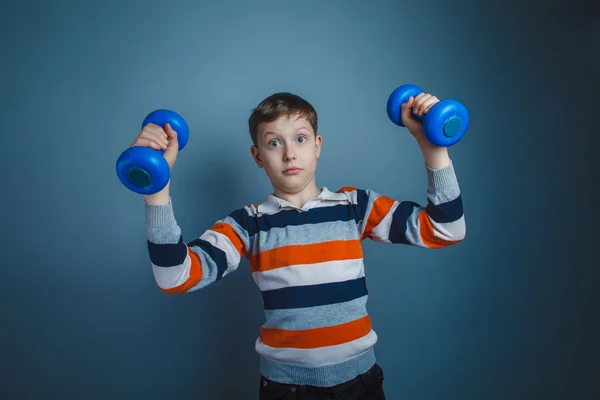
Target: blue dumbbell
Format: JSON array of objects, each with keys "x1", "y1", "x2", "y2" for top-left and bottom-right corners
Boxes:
[
  {"x1": 386, "y1": 84, "x2": 469, "y2": 147},
  {"x1": 116, "y1": 109, "x2": 189, "y2": 195}
]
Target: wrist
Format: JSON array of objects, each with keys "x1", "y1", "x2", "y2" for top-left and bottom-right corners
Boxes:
[
  {"x1": 418, "y1": 139, "x2": 450, "y2": 170},
  {"x1": 144, "y1": 181, "x2": 171, "y2": 205}
]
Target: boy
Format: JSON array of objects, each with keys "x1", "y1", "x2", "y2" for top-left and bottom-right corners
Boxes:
[{"x1": 135, "y1": 91, "x2": 466, "y2": 399}]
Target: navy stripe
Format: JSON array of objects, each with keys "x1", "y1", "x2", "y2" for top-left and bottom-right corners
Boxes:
[
  {"x1": 388, "y1": 201, "x2": 418, "y2": 244},
  {"x1": 426, "y1": 195, "x2": 463, "y2": 223},
  {"x1": 261, "y1": 277, "x2": 368, "y2": 310},
  {"x1": 228, "y1": 190, "x2": 370, "y2": 237},
  {"x1": 228, "y1": 208, "x2": 254, "y2": 234},
  {"x1": 188, "y1": 238, "x2": 228, "y2": 280},
  {"x1": 235, "y1": 204, "x2": 363, "y2": 237},
  {"x1": 354, "y1": 189, "x2": 369, "y2": 221},
  {"x1": 147, "y1": 236, "x2": 187, "y2": 267}
]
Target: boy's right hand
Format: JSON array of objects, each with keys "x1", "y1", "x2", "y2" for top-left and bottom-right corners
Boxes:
[{"x1": 130, "y1": 122, "x2": 179, "y2": 171}]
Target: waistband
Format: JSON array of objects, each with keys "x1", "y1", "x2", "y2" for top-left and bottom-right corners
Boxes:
[{"x1": 259, "y1": 347, "x2": 376, "y2": 387}]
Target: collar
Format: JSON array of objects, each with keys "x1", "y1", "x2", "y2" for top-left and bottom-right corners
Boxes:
[{"x1": 257, "y1": 187, "x2": 349, "y2": 214}]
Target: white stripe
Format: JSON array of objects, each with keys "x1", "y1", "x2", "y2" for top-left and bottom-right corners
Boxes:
[
  {"x1": 429, "y1": 214, "x2": 466, "y2": 241},
  {"x1": 369, "y1": 201, "x2": 398, "y2": 243},
  {"x1": 311, "y1": 199, "x2": 350, "y2": 209},
  {"x1": 197, "y1": 229, "x2": 242, "y2": 278},
  {"x1": 344, "y1": 189, "x2": 359, "y2": 205},
  {"x1": 199, "y1": 229, "x2": 242, "y2": 268},
  {"x1": 252, "y1": 258, "x2": 365, "y2": 291},
  {"x1": 152, "y1": 253, "x2": 191, "y2": 289},
  {"x1": 255, "y1": 330, "x2": 378, "y2": 367}
]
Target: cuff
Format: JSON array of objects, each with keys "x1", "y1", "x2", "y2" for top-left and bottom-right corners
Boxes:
[
  {"x1": 426, "y1": 160, "x2": 459, "y2": 191},
  {"x1": 145, "y1": 198, "x2": 177, "y2": 228}
]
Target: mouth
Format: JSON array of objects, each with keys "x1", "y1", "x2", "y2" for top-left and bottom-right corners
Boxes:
[{"x1": 282, "y1": 167, "x2": 302, "y2": 175}]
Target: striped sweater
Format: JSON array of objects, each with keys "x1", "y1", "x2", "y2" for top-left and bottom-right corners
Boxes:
[{"x1": 145, "y1": 161, "x2": 465, "y2": 387}]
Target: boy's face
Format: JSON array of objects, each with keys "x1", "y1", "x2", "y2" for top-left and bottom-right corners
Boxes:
[{"x1": 250, "y1": 114, "x2": 322, "y2": 196}]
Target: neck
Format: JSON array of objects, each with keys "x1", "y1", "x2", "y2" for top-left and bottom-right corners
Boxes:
[{"x1": 273, "y1": 176, "x2": 321, "y2": 208}]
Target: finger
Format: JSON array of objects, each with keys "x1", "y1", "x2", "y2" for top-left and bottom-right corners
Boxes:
[
  {"x1": 164, "y1": 124, "x2": 179, "y2": 154},
  {"x1": 420, "y1": 96, "x2": 439, "y2": 115},
  {"x1": 138, "y1": 131, "x2": 168, "y2": 149},
  {"x1": 140, "y1": 130, "x2": 168, "y2": 149},
  {"x1": 401, "y1": 96, "x2": 421, "y2": 127},
  {"x1": 401, "y1": 96, "x2": 415, "y2": 121},
  {"x1": 142, "y1": 137, "x2": 165, "y2": 150},
  {"x1": 132, "y1": 137, "x2": 165, "y2": 150},
  {"x1": 401, "y1": 96, "x2": 414, "y2": 109},
  {"x1": 144, "y1": 124, "x2": 169, "y2": 142},
  {"x1": 414, "y1": 94, "x2": 432, "y2": 115},
  {"x1": 164, "y1": 123, "x2": 178, "y2": 141},
  {"x1": 164, "y1": 142, "x2": 178, "y2": 166},
  {"x1": 414, "y1": 92, "x2": 427, "y2": 102}
]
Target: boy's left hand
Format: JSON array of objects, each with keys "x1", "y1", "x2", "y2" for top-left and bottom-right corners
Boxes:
[{"x1": 400, "y1": 92, "x2": 440, "y2": 142}]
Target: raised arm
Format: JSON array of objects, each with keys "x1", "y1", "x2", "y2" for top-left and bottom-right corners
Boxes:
[
  {"x1": 359, "y1": 160, "x2": 466, "y2": 248},
  {"x1": 146, "y1": 199, "x2": 250, "y2": 294}
]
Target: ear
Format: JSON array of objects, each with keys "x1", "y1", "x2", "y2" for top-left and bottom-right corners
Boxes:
[
  {"x1": 315, "y1": 134, "x2": 323, "y2": 158},
  {"x1": 250, "y1": 145, "x2": 264, "y2": 168}
]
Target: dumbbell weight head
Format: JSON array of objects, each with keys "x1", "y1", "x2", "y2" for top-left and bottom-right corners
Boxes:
[
  {"x1": 386, "y1": 84, "x2": 425, "y2": 127},
  {"x1": 116, "y1": 109, "x2": 190, "y2": 195},
  {"x1": 422, "y1": 99, "x2": 469, "y2": 147},
  {"x1": 142, "y1": 109, "x2": 190, "y2": 151}
]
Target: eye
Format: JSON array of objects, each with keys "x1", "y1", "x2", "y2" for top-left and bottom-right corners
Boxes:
[
  {"x1": 296, "y1": 135, "x2": 306, "y2": 143},
  {"x1": 268, "y1": 139, "x2": 281, "y2": 148}
]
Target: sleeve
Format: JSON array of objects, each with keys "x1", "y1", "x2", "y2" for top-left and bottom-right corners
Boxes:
[
  {"x1": 145, "y1": 199, "x2": 251, "y2": 294},
  {"x1": 359, "y1": 160, "x2": 466, "y2": 248}
]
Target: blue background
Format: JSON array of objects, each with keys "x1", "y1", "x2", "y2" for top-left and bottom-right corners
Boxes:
[{"x1": 2, "y1": 0, "x2": 598, "y2": 399}]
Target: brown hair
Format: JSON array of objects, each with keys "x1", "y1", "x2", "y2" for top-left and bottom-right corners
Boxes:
[{"x1": 248, "y1": 92, "x2": 318, "y2": 146}]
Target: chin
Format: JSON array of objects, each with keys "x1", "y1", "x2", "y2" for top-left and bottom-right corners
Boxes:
[
  {"x1": 278, "y1": 183, "x2": 305, "y2": 193},
  {"x1": 276, "y1": 179, "x2": 310, "y2": 193}
]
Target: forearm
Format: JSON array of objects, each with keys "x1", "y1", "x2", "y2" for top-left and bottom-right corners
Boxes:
[{"x1": 417, "y1": 138, "x2": 451, "y2": 170}]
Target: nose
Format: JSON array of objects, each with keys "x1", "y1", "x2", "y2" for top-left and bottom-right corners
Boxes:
[{"x1": 283, "y1": 144, "x2": 296, "y2": 161}]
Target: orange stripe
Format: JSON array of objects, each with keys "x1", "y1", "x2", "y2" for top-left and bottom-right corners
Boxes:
[
  {"x1": 249, "y1": 240, "x2": 362, "y2": 273},
  {"x1": 161, "y1": 249, "x2": 203, "y2": 294},
  {"x1": 210, "y1": 222, "x2": 245, "y2": 256},
  {"x1": 362, "y1": 195, "x2": 395, "y2": 239},
  {"x1": 418, "y1": 211, "x2": 460, "y2": 248},
  {"x1": 261, "y1": 315, "x2": 372, "y2": 349}
]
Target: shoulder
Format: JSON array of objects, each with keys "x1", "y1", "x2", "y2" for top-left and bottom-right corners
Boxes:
[{"x1": 221, "y1": 203, "x2": 260, "y2": 231}]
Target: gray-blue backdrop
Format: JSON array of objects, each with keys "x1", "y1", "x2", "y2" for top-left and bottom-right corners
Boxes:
[{"x1": 2, "y1": 0, "x2": 597, "y2": 399}]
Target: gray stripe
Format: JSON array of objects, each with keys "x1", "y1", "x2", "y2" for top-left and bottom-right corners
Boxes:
[
  {"x1": 187, "y1": 246, "x2": 219, "y2": 291},
  {"x1": 405, "y1": 208, "x2": 426, "y2": 247},
  {"x1": 251, "y1": 219, "x2": 359, "y2": 255},
  {"x1": 222, "y1": 215, "x2": 250, "y2": 250},
  {"x1": 262, "y1": 295, "x2": 368, "y2": 330},
  {"x1": 260, "y1": 347, "x2": 376, "y2": 386}
]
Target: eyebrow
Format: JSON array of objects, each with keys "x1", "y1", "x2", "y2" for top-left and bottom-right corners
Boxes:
[{"x1": 264, "y1": 127, "x2": 311, "y2": 137}]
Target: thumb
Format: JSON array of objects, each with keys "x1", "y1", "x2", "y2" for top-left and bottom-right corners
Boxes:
[
  {"x1": 400, "y1": 96, "x2": 415, "y2": 125},
  {"x1": 163, "y1": 123, "x2": 179, "y2": 168}
]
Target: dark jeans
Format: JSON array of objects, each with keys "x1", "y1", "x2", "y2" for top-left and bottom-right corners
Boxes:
[{"x1": 259, "y1": 363, "x2": 385, "y2": 400}]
